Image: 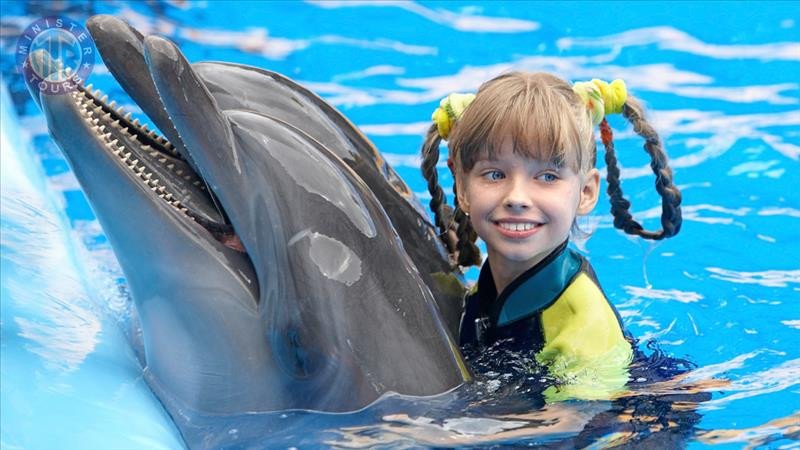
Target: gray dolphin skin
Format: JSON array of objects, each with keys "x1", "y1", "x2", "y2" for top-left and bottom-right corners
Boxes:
[
  {"x1": 30, "y1": 13, "x2": 470, "y2": 435},
  {"x1": 86, "y1": 15, "x2": 466, "y2": 334}
]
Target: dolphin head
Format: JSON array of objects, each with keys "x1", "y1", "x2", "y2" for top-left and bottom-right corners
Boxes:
[
  {"x1": 142, "y1": 33, "x2": 469, "y2": 409},
  {"x1": 31, "y1": 15, "x2": 468, "y2": 419},
  {"x1": 30, "y1": 46, "x2": 277, "y2": 414}
]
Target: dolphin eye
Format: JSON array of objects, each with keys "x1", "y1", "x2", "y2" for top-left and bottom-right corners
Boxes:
[{"x1": 274, "y1": 326, "x2": 319, "y2": 379}]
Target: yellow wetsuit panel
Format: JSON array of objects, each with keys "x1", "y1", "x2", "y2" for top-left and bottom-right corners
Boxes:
[{"x1": 537, "y1": 273, "x2": 633, "y2": 401}]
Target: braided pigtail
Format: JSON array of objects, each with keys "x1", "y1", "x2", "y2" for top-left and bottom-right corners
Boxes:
[
  {"x1": 601, "y1": 97, "x2": 682, "y2": 240},
  {"x1": 420, "y1": 124, "x2": 457, "y2": 253},
  {"x1": 423, "y1": 93, "x2": 483, "y2": 267},
  {"x1": 451, "y1": 182, "x2": 482, "y2": 267},
  {"x1": 573, "y1": 79, "x2": 682, "y2": 240}
]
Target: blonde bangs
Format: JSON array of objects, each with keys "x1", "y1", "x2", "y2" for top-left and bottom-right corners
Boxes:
[{"x1": 449, "y1": 72, "x2": 595, "y2": 174}]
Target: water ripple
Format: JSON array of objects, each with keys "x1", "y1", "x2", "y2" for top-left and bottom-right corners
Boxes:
[
  {"x1": 706, "y1": 268, "x2": 800, "y2": 288},
  {"x1": 701, "y1": 358, "x2": 800, "y2": 411},
  {"x1": 307, "y1": 1, "x2": 540, "y2": 33},
  {"x1": 558, "y1": 26, "x2": 800, "y2": 61},
  {"x1": 695, "y1": 412, "x2": 800, "y2": 448},
  {"x1": 1, "y1": 192, "x2": 100, "y2": 372},
  {"x1": 623, "y1": 286, "x2": 704, "y2": 303}
]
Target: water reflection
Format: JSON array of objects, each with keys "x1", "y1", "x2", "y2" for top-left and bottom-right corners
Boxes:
[{"x1": 1, "y1": 191, "x2": 100, "y2": 372}]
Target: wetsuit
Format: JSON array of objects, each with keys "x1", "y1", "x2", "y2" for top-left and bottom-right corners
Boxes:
[{"x1": 460, "y1": 241, "x2": 633, "y2": 400}]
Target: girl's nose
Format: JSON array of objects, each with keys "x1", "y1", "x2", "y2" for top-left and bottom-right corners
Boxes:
[{"x1": 503, "y1": 179, "x2": 532, "y2": 210}]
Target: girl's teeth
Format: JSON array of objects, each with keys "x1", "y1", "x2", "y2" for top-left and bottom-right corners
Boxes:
[{"x1": 500, "y1": 223, "x2": 535, "y2": 231}]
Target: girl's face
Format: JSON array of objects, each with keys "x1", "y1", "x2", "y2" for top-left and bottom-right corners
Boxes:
[{"x1": 458, "y1": 137, "x2": 599, "y2": 281}]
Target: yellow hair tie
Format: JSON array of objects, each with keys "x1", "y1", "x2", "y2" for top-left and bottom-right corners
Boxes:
[
  {"x1": 431, "y1": 93, "x2": 475, "y2": 140},
  {"x1": 572, "y1": 79, "x2": 628, "y2": 126}
]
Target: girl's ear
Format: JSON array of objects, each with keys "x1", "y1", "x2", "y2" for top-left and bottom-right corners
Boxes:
[
  {"x1": 456, "y1": 178, "x2": 470, "y2": 214},
  {"x1": 577, "y1": 168, "x2": 601, "y2": 215}
]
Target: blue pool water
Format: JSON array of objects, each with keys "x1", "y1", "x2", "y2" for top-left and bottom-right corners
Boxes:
[{"x1": 1, "y1": 1, "x2": 798, "y2": 448}]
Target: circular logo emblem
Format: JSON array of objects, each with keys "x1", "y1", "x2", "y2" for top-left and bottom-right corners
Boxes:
[{"x1": 16, "y1": 16, "x2": 95, "y2": 96}]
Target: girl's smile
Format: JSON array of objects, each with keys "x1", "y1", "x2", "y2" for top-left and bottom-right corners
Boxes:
[{"x1": 493, "y1": 219, "x2": 543, "y2": 238}]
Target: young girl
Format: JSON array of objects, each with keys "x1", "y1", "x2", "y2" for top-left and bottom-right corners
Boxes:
[{"x1": 420, "y1": 72, "x2": 682, "y2": 400}]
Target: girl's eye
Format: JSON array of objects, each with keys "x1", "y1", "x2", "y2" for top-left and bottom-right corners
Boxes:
[
  {"x1": 538, "y1": 172, "x2": 559, "y2": 183},
  {"x1": 482, "y1": 170, "x2": 505, "y2": 181}
]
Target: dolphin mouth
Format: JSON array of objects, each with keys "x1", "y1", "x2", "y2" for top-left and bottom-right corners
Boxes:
[{"x1": 66, "y1": 79, "x2": 244, "y2": 251}]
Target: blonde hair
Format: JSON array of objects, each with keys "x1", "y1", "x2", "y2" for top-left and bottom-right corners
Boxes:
[
  {"x1": 420, "y1": 71, "x2": 682, "y2": 267},
  {"x1": 449, "y1": 72, "x2": 595, "y2": 178}
]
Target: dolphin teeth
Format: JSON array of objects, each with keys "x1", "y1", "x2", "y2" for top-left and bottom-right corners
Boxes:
[
  {"x1": 176, "y1": 170, "x2": 184, "y2": 175},
  {"x1": 85, "y1": 83, "x2": 93, "y2": 92},
  {"x1": 158, "y1": 158, "x2": 167, "y2": 164},
  {"x1": 133, "y1": 119, "x2": 140, "y2": 126},
  {"x1": 100, "y1": 94, "x2": 108, "y2": 103},
  {"x1": 167, "y1": 163, "x2": 175, "y2": 170},
  {"x1": 109, "y1": 100, "x2": 116, "y2": 108},
  {"x1": 130, "y1": 159, "x2": 139, "y2": 166},
  {"x1": 125, "y1": 112, "x2": 132, "y2": 120}
]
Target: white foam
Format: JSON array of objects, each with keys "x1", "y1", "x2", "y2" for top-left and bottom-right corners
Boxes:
[
  {"x1": 307, "y1": 1, "x2": 540, "y2": 33},
  {"x1": 558, "y1": 26, "x2": 800, "y2": 61}
]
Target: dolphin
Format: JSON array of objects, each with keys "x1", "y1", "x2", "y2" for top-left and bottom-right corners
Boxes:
[
  {"x1": 86, "y1": 15, "x2": 467, "y2": 334},
  {"x1": 30, "y1": 15, "x2": 470, "y2": 426}
]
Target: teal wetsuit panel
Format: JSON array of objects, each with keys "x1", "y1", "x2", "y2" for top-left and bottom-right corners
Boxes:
[{"x1": 497, "y1": 249, "x2": 581, "y2": 326}]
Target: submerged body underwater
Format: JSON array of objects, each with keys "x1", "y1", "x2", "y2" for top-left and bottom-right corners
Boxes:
[{"x1": 2, "y1": 1, "x2": 798, "y2": 448}]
